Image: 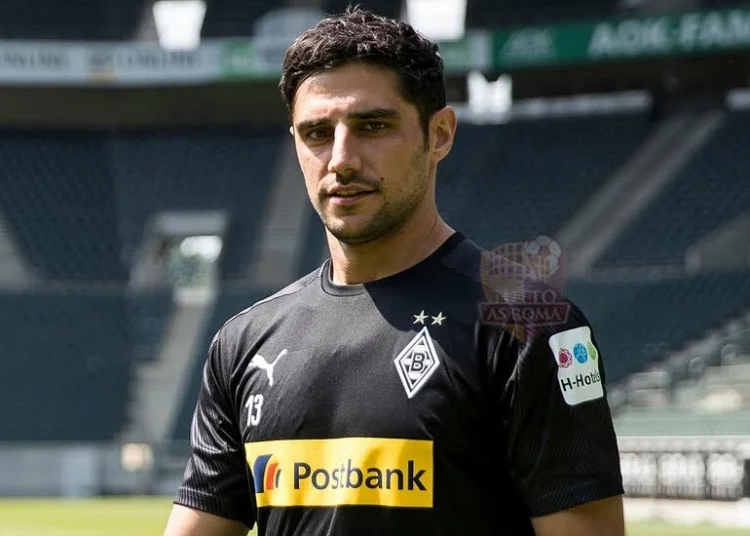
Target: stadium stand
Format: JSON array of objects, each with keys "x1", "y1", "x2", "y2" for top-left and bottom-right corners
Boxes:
[
  {"x1": 0, "y1": 290, "x2": 131, "y2": 441},
  {"x1": 465, "y1": 0, "x2": 616, "y2": 27},
  {"x1": 200, "y1": 0, "x2": 402, "y2": 38},
  {"x1": 0, "y1": 128, "x2": 285, "y2": 282},
  {"x1": 200, "y1": 0, "x2": 279, "y2": 38},
  {"x1": 297, "y1": 210, "x2": 327, "y2": 278},
  {"x1": 170, "y1": 289, "x2": 271, "y2": 440},
  {"x1": 0, "y1": 126, "x2": 285, "y2": 441},
  {"x1": 324, "y1": 0, "x2": 403, "y2": 18},
  {"x1": 0, "y1": 132, "x2": 126, "y2": 281},
  {"x1": 613, "y1": 349, "x2": 750, "y2": 436},
  {"x1": 128, "y1": 289, "x2": 174, "y2": 363},
  {"x1": 597, "y1": 110, "x2": 750, "y2": 266},
  {"x1": 111, "y1": 127, "x2": 286, "y2": 280},
  {"x1": 0, "y1": 0, "x2": 143, "y2": 40},
  {"x1": 567, "y1": 272, "x2": 750, "y2": 383},
  {"x1": 436, "y1": 113, "x2": 652, "y2": 249}
]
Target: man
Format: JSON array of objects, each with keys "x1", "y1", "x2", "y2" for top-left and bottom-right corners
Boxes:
[{"x1": 164, "y1": 7, "x2": 625, "y2": 536}]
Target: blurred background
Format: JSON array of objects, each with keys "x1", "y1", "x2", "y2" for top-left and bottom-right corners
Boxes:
[{"x1": 0, "y1": 0, "x2": 749, "y2": 534}]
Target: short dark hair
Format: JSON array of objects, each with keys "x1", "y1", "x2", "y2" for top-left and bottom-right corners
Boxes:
[{"x1": 279, "y1": 5, "x2": 446, "y2": 137}]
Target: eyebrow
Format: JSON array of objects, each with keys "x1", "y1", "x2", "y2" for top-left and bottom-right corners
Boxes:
[{"x1": 295, "y1": 107, "x2": 401, "y2": 133}]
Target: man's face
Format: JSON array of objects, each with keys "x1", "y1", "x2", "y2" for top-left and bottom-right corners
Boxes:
[{"x1": 291, "y1": 62, "x2": 432, "y2": 245}]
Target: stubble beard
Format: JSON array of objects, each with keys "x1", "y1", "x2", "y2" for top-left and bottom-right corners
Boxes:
[{"x1": 319, "y1": 149, "x2": 430, "y2": 246}]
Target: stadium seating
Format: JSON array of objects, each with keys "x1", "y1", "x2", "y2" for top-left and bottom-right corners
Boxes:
[
  {"x1": 0, "y1": 128, "x2": 284, "y2": 283},
  {"x1": 0, "y1": 291, "x2": 132, "y2": 441},
  {"x1": 200, "y1": 0, "x2": 279, "y2": 38},
  {"x1": 597, "y1": 110, "x2": 750, "y2": 266},
  {"x1": 567, "y1": 272, "x2": 750, "y2": 383},
  {"x1": 127, "y1": 289, "x2": 174, "y2": 363},
  {"x1": 111, "y1": 127, "x2": 286, "y2": 281},
  {"x1": 465, "y1": 0, "x2": 615, "y2": 27},
  {"x1": 170, "y1": 289, "x2": 270, "y2": 440},
  {"x1": 324, "y1": 0, "x2": 403, "y2": 18},
  {"x1": 0, "y1": 0, "x2": 143, "y2": 40},
  {"x1": 296, "y1": 209, "x2": 327, "y2": 278},
  {"x1": 0, "y1": 132, "x2": 126, "y2": 281},
  {"x1": 436, "y1": 113, "x2": 651, "y2": 250},
  {"x1": 0, "y1": 288, "x2": 178, "y2": 441}
]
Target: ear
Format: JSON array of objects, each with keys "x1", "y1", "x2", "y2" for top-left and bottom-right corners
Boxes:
[{"x1": 430, "y1": 106, "x2": 457, "y2": 163}]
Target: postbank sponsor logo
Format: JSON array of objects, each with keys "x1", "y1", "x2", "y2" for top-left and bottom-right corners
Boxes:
[
  {"x1": 245, "y1": 437, "x2": 433, "y2": 508},
  {"x1": 548, "y1": 326, "x2": 604, "y2": 406}
]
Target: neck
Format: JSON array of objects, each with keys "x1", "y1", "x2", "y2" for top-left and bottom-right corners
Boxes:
[{"x1": 327, "y1": 206, "x2": 455, "y2": 286}]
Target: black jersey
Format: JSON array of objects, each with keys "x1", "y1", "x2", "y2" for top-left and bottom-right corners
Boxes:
[{"x1": 175, "y1": 232, "x2": 623, "y2": 535}]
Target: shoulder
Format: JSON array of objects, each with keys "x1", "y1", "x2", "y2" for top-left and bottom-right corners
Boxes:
[
  {"x1": 494, "y1": 276, "x2": 597, "y2": 366},
  {"x1": 450, "y1": 233, "x2": 600, "y2": 375},
  {"x1": 505, "y1": 285, "x2": 608, "y2": 408},
  {"x1": 213, "y1": 265, "x2": 324, "y2": 349},
  {"x1": 434, "y1": 233, "x2": 546, "y2": 301},
  {"x1": 441, "y1": 233, "x2": 589, "y2": 333}
]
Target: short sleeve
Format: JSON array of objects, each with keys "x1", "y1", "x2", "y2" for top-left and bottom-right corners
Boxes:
[
  {"x1": 495, "y1": 303, "x2": 624, "y2": 517},
  {"x1": 174, "y1": 331, "x2": 255, "y2": 528}
]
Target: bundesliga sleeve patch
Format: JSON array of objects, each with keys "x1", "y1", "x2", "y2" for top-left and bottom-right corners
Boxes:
[{"x1": 547, "y1": 326, "x2": 604, "y2": 406}]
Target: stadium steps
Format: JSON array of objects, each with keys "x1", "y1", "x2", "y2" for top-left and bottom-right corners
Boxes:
[
  {"x1": 120, "y1": 289, "x2": 217, "y2": 444},
  {"x1": 251, "y1": 137, "x2": 312, "y2": 288},
  {"x1": 438, "y1": 112, "x2": 651, "y2": 249},
  {"x1": 609, "y1": 307, "x2": 750, "y2": 415},
  {"x1": 669, "y1": 375, "x2": 750, "y2": 413},
  {"x1": 594, "y1": 108, "x2": 750, "y2": 268},
  {"x1": 559, "y1": 108, "x2": 725, "y2": 277},
  {"x1": 0, "y1": 213, "x2": 35, "y2": 288},
  {"x1": 685, "y1": 206, "x2": 750, "y2": 273},
  {"x1": 703, "y1": 362, "x2": 750, "y2": 384}
]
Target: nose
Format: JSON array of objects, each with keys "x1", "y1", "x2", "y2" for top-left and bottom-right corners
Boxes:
[{"x1": 327, "y1": 125, "x2": 361, "y2": 178}]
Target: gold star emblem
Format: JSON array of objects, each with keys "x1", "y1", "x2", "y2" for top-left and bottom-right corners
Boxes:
[
  {"x1": 431, "y1": 312, "x2": 446, "y2": 326},
  {"x1": 413, "y1": 310, "x2": 428, "y2": 324}
]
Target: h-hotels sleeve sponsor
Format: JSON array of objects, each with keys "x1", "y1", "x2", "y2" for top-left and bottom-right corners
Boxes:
[
  {"x1": 245, "y1": 437, "x2": 433, "y2": 508},
  {"x1": 548, "y1": 326, "x2": 604, "y2": 406}
]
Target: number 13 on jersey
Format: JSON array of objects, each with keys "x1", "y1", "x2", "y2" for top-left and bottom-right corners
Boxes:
[{"x1": 245, "y1": 394, "x2": 264, "y2": 426}]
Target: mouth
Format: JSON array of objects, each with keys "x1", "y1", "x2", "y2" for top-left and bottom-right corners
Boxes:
[{"x1": 326, "y1": 190, "x2": 376, "y2": 205}]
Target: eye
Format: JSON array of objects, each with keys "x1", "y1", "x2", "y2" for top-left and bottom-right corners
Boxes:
[
  {"x1": 305, "y1": 128, "x2": 331, "y2": 141},
  {"x1": 361, "y1": 121, "x2": 387, "y2": 132}
]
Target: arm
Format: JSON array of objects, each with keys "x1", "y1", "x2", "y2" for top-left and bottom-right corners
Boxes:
[
  {"x1": 532, "y1": 495, "x2": 624, "y2": 536},
  {"x1": 164, "y1": 505, "x2": 250, "y2": 536},
  {"x1": 166, "y1": 330, "x2": 256, "y2": 535},
  {"x1": 490, "y1": 298, "x2": 624, "y2": 533}
]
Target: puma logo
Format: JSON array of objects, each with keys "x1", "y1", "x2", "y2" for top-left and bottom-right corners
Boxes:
[{"x1": 249, "y1": 349, "x2": 288, "y2": 387}]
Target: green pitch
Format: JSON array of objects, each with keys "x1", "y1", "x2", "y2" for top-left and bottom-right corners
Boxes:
[
  {"x1": 0, "y1": 497, "x2": 746, "y2": 536},
  {"x1": 0, "y1": 497, "x2": 235, "y2": 536}
]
